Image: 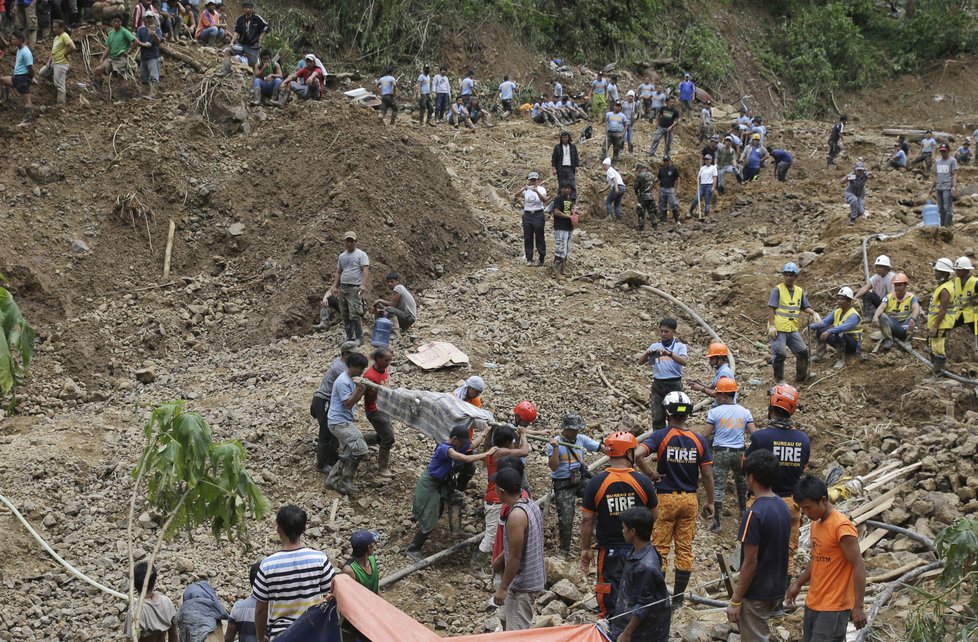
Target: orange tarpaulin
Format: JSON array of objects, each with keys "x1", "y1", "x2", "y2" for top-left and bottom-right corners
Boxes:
[{"x1": 333, "y1": 575, "x2": 610, "y2": 641}]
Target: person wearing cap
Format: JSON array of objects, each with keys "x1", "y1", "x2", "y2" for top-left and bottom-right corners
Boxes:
[
  {"x1": 871, "y1": 272, "x2": 920, "y2": 350},
  {"x1": 689, "y1": 154, "x2": 718, "y2": 217},
  {"x1": 702, "y1": 377, "x2": 755, "y2": 533},
  {"x1": 740, "y1": 134, "x2": 768, "y2": 182},
  {"x1": 589, "y1": 71, "x2": 608, "y2": 120},
  {"x1": 223, "y1": 0, "x2": 268, "y2": 76},
  {"x1": 325, "y1": 352, "x2": 370, "y2": 495},
  {"x1": 678, "y1": 72, "x2": 695, "y2": 111},
  {"x1": 432, "y1": 65, "x2": 451, "y2": 123},
  {"x1": 638, "y1": 317, "x2": 689, "y2": 431},
  {"x1": 342, "y1": 529, "x2": 380, "y2": 599},
  {"x1": 550, "y1": 130, "x2": 580, "y2": 198},
  {"x1": 766, "y1": 146, "x2": 793, "y2": 182},
  {"x1": 688, "y1": 342, "x2": 736, "y2": 403},
  {"x1": 716, "y1": 136, "x2": 741, "y2": 194},
  {"x1": 930, "y1": 142, "x2": 958, "y2": 227},
  {"x1": 514, "y1": 171, "x2": 548, "y2": 266},
  {"x1": 622, "y1": 90, "x2": 639, "y2": 153},
  {"x1": 581, "y1": 432, "x2": 659, "y2": 619},
  {"x1": 928, "y1": 258, "x2": 957, "y2": 373},
  {"x1": 603, "y1": 101, "x2": 628, "y2": 162},
  {"x1": 768, "y1": 263, "x2": 819, "y2": 383},
  {"x1": 547, "y1": 414, "x2": 606, "y2": 557},
  {"x1": 955, "y1": 140, "x2": 972, "y2": 165},
  {"x1": 279, "y1": 53, "x2": 323, "y2": 104},
  {"x1": 327, "y1": 232, "x2": 370, "y2": 344},
  {"x1": 649, "y1": 96, "x2": 680, "y2": 158},
  {"x1": 888, "y1": 142, "x2": 907, "y2": 170},
  {"x1": 854, "y1": 255, "x2": 895, "y2": 319},
  {"x1": 372, "y1": 271, "x2": 416, "y2": 332},
  {"x1": 634, "y1": 161, "x2": 657, "y2": 232},
  {"x1": 251, "y1": 49, "x2": 282, "y2": 106},
  {"x1": 408, "y1": 426, "x2": 497, "y2": 561},
  {"x1": 842, "y1": 162, "x2": 873, "y2": 224},
  {"x1": 373, "y1": 66, "x2": 399, "y2": 125},
  {"x1": 952, "y1": 257, "x2": 977, "y2": 346},
  {"x1": 195, "y1": 0, "x2": 224, "y2": 43},
  {"x1": 654, "y1": 154, "x2": 681, "y2": 223},
  {"x1": 132, "y1": 0, "x2": 160, "y2": 32},
  {"x1": 827, "y1": 114, "x2": 847, "y2": 165},
  {"x1": 603, "y1": 157, "x2": 626, "y2": 222},
  {"x1": 551, "y1": 182, "x2": 577, "y2": 275},
  {"x1": 93, "y1": 15, "x2": 139, "y2": 98},
  {"x1": 310, "y1": 340, "x2": 361, "y2": 475},
  {"x1": 700, "y1": 100, "x2": 713, "y2": 142},
  {"x1": 910, "y1": 130, "x2": 938, "y2": 172},
  {"x1": 809, "y1": 287, "x2": 862, "y2": 369},
  {"x1": 135, "y1": 11, "x2": 163, "y2": 99},
  {"x1": 453, "y1": 375, "x2": 488, "y2": 492}
]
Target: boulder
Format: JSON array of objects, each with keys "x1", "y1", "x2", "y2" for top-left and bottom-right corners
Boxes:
[
  {"x1": 135, "y1": 367, "x2": 156, "y2": 384},
  {"x1": 550, "y1": 578, "x2": 582, "y2": 604}
]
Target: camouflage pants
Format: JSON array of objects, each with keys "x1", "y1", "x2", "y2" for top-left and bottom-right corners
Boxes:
[{"x1": 553, "y1": 480, "x2": 578, "y2": 553}]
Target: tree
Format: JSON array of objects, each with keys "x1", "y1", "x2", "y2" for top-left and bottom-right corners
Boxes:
[
  {"x1": 0, "y1": 274, "x2": 36, "y2": 413},
  {"x1": 128, "y1": 401, "x2": 270, "y2": 642}
]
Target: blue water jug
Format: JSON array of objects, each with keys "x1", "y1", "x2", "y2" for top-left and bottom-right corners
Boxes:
[
  {"x1": 371, "y1": 314, "x2": 393, "y2": 348},
  {"x1": 922, "y1": 200, "x2": 940, "y2": 227}
]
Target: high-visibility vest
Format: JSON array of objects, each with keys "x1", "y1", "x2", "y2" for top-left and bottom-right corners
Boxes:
[
  {"x1": 954, "y1": 275, "x2": 977, "y2": 323},
  {"x1": 884, "y1": 292, "x2": 915, "y2": 323},
  {"x1": 928, "y1": 280, "x2": 956, "y2": 330},
  {"x1": 832, "y1": 307, "x2": 862, "y2": 341},
  {"x1": 773, "y1": 283, "x2": 804, "y2": 332}
]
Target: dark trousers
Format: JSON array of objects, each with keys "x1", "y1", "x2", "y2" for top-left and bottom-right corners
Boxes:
[
  {"x1": 434, "y1": 92, "x2": 449, "y2": 119},
  {"x1": 366, "y1": 410, "x2": 395, "y2": 448},
  {"x1": 596, "y1": 547, "x2": 629, "y2": 619},
  {"x1": 862, "y1": 292, "x2": 882, "y2": 319},
  {"x1": 522, "y1": 210, "x2": 546, "y2": 262},
  {"x1": 650, "y1": 378, "x2": 683, "y2": 430},
  {"x1": 310, "y1": 396, "x2": 338, "y2": 466},
  {"x1": 553, "y1": 479, "x2": 578, "y2": 552},
  {"x1": 556, "y1": 165, "x2": 577, "y2": 198}
]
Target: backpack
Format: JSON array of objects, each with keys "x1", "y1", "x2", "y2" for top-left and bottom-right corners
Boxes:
[{"x1": 581, "y1": 124, "x2": 593, "y2": 141}]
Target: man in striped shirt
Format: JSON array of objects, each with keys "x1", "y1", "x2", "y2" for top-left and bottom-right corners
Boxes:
[{"x1": 254, "y1": 505, "x2": 335, "y2": 640}]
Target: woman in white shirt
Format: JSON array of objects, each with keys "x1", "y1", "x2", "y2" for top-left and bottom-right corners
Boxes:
[
  {"x1": 689, "y1": 155, "x2": 719, "y2": 217},
  {"x1": 514, "y1": 172, "x2": 548, "y2": 266}
]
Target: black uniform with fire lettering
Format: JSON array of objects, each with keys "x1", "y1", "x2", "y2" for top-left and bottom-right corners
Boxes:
[
  {"x1": 581, "y1": 466, "x2": 658, "y2": 620},
  {"x1": 745, "y1": 417, "x2": 810, "y2": 574}
]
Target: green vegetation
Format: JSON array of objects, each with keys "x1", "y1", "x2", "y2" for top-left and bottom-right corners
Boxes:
[
  {"x1": 0, "y1": 274, "x2": 35, "y2": 413},
  {"x1": 906, "y1": 518, "x2": 978, "y2": 641}
]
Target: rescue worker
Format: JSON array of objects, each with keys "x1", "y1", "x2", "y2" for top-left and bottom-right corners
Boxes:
[
  {"x1": 603, "y1": 101, "x2": 627, "y2": 163},
  {"x1": 622, "y1": 90, "x2": 638, "y2": 153},
  {"x1": 310, "y1": 340, "x2": 360, "y2": 474},
  {"x1": 871, "y1": 273, "x2": 921, "y2": 350},
  {"x1": 638, "y1": 318, "x2": 689, "y2": 431},
  {"x1": 654, "y1": 155, "x2": 682, "y2": 224},
  {"x1": 854, "y1": 255, "x2": 894, "y2": 320},
  {"x1": 745, "y1": 384, "x2": 810, "y2": 579},
  {"x1": 635, "y1": 391, "x2": 715, "y2": 608},
  {"x1": 589, "y1": 71, "x2": 608, "y2": 120},
  {"x1": 740, "y1": 134, "x2": 768, "y2": 183},
  {"x1": 634, "y1": 162, "x2": 657, "y2": 232},
  {"x1": 453, "y1": 375, "x2": 487, "y2": 492},
  {"x1": 547, "y1": 413, "x2": 605, "y2": 558},
  {"x1": 952, "y1": 257, "x2": 977, "y2": 351},
  {"x1": 843, "y1": 163, "x2": 873, "y2": 224},
  {"x1": 926, "y1": 258, "x2": 956, "y2": 374},
  {"x1": 809, "y1": 287, "x2": 862, "y2": 370},
  {"x1": 702, "y1": 378, "x2": 755, "y2": 533},
  {"x1": 688, "y1": 342, "x2": 735, "y2": 401},
  {"x1": 580, "y1": 432, "x2": 659, "y2": 620},
  {"x1": 716, "y1": 136, "x2": 741, "y2": 195},
  {"x1": 767, "y1": 263, "x2": 819, "y2": 383}
]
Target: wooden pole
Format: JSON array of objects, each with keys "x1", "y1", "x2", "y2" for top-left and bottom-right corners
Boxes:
[{"x1": 162, "y1": 220, "x2": 175, "y2": 279}]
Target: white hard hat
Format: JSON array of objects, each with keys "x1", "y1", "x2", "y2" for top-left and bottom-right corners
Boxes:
[
  {"x1": 837, "y1": 287, "x2": 855, "y2": 299},
  {"x1": 934, "y1": 257, "x2": 955, "y2": 274},
  {"x1": 602, "y1": 157, "x2": 612, "y2": 166},
  {"x1": 955, "y1": 256, "x2": 974, "y2": 270},
  {"x1": 627, "y1": 90, "x2": 635, "y2": 97},
  {"x1": 874, "y1": 255, "x2": 891, "y2": 268}
]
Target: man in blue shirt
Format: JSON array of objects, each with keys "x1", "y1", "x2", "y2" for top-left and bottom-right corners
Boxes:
[
  {"x1": 702, "y1": 378, "x2": 755, "y2": 533},
  {"x1": 546, "y1": 413, "x2": 605, "y2": 557},
  {"x1": 609, "y1": 507, "x2": 671, "y2": 642},
  {"x1": 638, "y1": 318, "x2": 688, "y2": 430},
  {"x1": 415, "y1": 64, "x2": 433, "y2": 126},
  {"x1": 678, "y1": 73, "x2": 695, "y2": 111},
  {"x1": 377, "y1": 67, "x2": 398, "y2": 125},
  {"x1": 460, "y1": 69, "x2": 476, "y2": 108},
  {"x1": 887, "y1": 143, "x2": 906, "y2": 170},
  {"x1": 496, "y1": 75, "x2": 517, "y2": 115},
  {"x1": 137, "y1": 13, "x2": 163, "y2": 99},
  {"x1": 767, "y1": 146, "x2": 793, "y2": 182},
  {"x1": 325, "y1": 353, "x2": 369, "y2": 495},
  {"x1": 740, "y1": 134, "x2": 768, "y2": 182},
  {"x1": 590, "y1": 71, "x2": 608, "y2": 120},
  {"x1": 726, "y1": 450, "x2": 791, "y2": 641},
  {"x1": 809, "y1": 287, "x2": 862, "y2": 369},
  {"x1": 0, "y1": 31, "x2": 35, "y2": 124},
  {"x1": 604, "y1": 101, "x2": 627, "y2": 162}
]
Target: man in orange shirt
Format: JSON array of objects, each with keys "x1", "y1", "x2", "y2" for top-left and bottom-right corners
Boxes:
[{"x1": 787, "y1": 475, "x2": 867, "y2": 641}]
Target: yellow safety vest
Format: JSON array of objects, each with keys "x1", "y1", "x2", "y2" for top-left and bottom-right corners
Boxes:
[
  {"x1": 928, "y1": 280, "x2": 956, "y2": 330},
  {"x1": 883, "y1": 292, "x2": 915, "y2": 323},
  {"x1": 953, "y1": 275, "x2": 977, "y2": 323},
  {"x1": 773, "y1": 283, "x2": 804, "y2": 332},
  {"x1": 832, "y1": 307, "x2": 862, "y2": 341}
]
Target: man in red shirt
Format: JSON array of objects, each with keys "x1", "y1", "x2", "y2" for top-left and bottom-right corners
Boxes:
[
  {"x1": 278, "y1": 53, "x2": 323, "y2": 105},
  {"x1": 362, "y1": 348, "x2": 395, "y2": 478}
]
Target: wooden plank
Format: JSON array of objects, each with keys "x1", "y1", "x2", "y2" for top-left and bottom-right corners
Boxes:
[
  {"x1": 864, "y1": 463, "x2": 921, "y2": 492},
  {"x1": 162, "y1": 219, "x2": 175, "y2": 279},
  {"x1": 854, "y1": 498, "x2": 895, "y2": 526},
  {"x1": 860, "y1": 528, "x2": 888, "y2": 554},
  {"x1": 716, "y1": 552, "x2": 734, "y2": 598},
  {"x1": 850, "y1": 484, "x2": 904, "y2": 519}
]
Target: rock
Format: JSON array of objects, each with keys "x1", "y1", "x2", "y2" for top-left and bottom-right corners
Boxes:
[
  {"x1": 135, "y1": 367, "x2": 156, "y2": 384},
  {"x1": 174, "y1": 556, "x2": 194, "y2": 573},
  {"x1": 617, "y1": 269, "x2": 650, "y2": 286},
  {"x1": 711, "y1": 264, "x2": 738, "y2": 281},
  {"x1": 228, "y1": 223, "x2": 245, "y2": 237},
  {"x1": 27, "y1": 162, "x2": 63, "y2": 184},
  {"x1": 58, "y1": 378, "x2": 83, "y2": 401},
  {"x1": 682, "y1": 621, "x2": 710, "y2": 642},
  {"x1": 711, "y1": 622, "x2": 732, "y2": 638},
  {"x1": 70, "y1": 239, "x2": 90, "y2": 254},
  {"x1": 42, "y1": 514, "x2": 57, "y2": 528},
  {"x1": 544, "y1": 556, "x2": 579, "y2": 586},
  {"x1": 798, "y1": 251, "x2": 819, "y2": 268},
  {"x1": 531, "y1": 614, "x2": 562, "y2": 628},
  {"x1": 550, "y1": 579, "x2": 582, "y2": 604},
  {"x1": 484, "y1": 616, "x2": 500, "y2": 632},
  {"x1": 138, "y1": 512, "x2": 156, "y2": 529}
]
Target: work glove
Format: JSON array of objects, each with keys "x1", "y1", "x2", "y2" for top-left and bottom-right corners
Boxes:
[
  {"x1": 811, "y1": 312, "x2": 822, "y2": 325},
  {"x1": 768, "y1": 325, "x2": 778, "y2": 340}
]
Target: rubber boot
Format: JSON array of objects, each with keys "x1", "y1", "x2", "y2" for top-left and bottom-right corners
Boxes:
[
  {"x1": 448, "y1": 503, "x2": 465, "y2": 539},
  {"x1": 469, "y1": 548, "x2": 490, "y2": 577},
  {"x1": 377, "y1": 447, "x2": 394, "y2": 478},
  {"x1": 19, "y1": 107, "x2": 33, "y2": 125},
  {"x1": 773, "y1": 361, "x2": 785, "y2": 384},
  {"x1": 879, "y1": 321, "x2": 894, "y2": 350},
  {"x1": 251, "y1": 85, "x2": 261, "y2": 106},
  {"x1": 276, "y1": 90, "x2": 288, "y2": 107},
  {"x1": 364, "y1": 432, "x2": 379, "y2": 446},
  {"x1": 672, "y1": 569, "x2": 691, "y2": 608},
  {"x1": 324, "y1": 457, "x2": 349, "y2": 495},
  {"x1": 833, "y1": 348, "x2": 847, "y2": 370},
  {"x1": 796, "y1": 350, "x2": 810, "y2": 383},
  {"x1": 219, "y1": 58, "x2": 231, "y2": 77},
  {"x1": 312, "y1": 307, "x2": 330, "y2": 330},
  {"x1": 315, "y1": 440, "x2": 330, "y2": 474},
  {"x1": 344, "y1": 456, "x2": 362, "y2": 494},
  {"x1": 57, "y1": 89, "x2": 66, "y2": 105},
  {"x1": 709, "y1": 502, "x2": 722, "y2": 533},
  {"x1": 812, "y1": 340, "x2": 826, "y2": 362},
  {"x1": 344, "y1": 321, "x2": 355, "y2": 342},
  {"x1": 737, "y1": 487, "x2": 748, "y2": 517},
  {"x1": 352, "y1": 318, "x2": 364, "y2": 345},
  {"x1": 406, "y1": 527, "x2": 429, "y2": 562},
  {"x1": 932, "y1": 355, "x2": 946, "y2": 376},
  {"x1": 559, "y1": 258, "x2": 567, "y2": 276}
]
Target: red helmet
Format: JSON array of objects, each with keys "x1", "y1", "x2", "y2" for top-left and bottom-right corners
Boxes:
[
  {"x1": 513, "y1": 400, "x2": 537, "y2": 424},
  {"x1": 769, "y1": 383, "x2": 799, "y2": 415},
  {"x1": 604, "y1": 431, "x2": 638, "y2": 458}
]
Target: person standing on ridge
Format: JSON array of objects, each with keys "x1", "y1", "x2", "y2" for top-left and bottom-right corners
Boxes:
[
  {"x1": 432, "y1": 65, "x2": 451, "y2": 123},
  {"x1": 767, "y1": 262, "x2": 819, "y2": 383},
  {"x1": 516, "y1": 172, "x2": 548, "y2": 267},
  {"x1": 827, "y1": 115, "x2": 846, "y2": 165},
  {"x1": 327, "y1": 232, "x2": 370, "y2": 345},
  {"x1": 638, "y1": 318, "x2": 689, "y2": 431},
  {"x1": 678, "y1": 73, "x2": 695, "y2": 111},
  {"x1": 550, "y1": 130, "x2": 579, "y2": 197},
  {"x1": 415, "y1": 64, "x2": 433, "y2": 126}
]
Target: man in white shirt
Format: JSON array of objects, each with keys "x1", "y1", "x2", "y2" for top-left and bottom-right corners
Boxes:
[
  {"x1": 376, "y1": 67, "x2": 397, "y2": 125},
  {"x1": 689, "y1": 155, "x2": 719, "y2": 218},
  {"x1": 432, "y1": 65, "x2": 451, "y2": 122},
  {"x1": 854, "y1": 255, "x2": 895, "y2": 318},
  {"x1": 327, "y1": 232, "x2": 370, "y2": 344},
  {"x1": 700, "y1": 101, "x2": 712, "y2": 142},
  {"x1": 514, "y1": 172, "x2": 548, "y2": 266},
  {"x1": 415, "y1": 64, "x2": 433, "y2": 126},
  {"x1": 496, "y1": 75, "x2": 518, "y2": 115},
  {"x1": 604, "y1": 157, "x2": 626, "y2": 221}
]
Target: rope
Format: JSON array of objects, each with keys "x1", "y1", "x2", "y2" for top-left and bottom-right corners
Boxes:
[
  {"x1": 606, "y1": 573, "x2": 731, "y2": 621},
  {"x1": 0, "y1": 491, "x2": 128, "y2": 600}
]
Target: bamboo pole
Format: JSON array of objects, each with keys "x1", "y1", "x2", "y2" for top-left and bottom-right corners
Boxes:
[{"x1": 162, "y1": 220, "x2": 175, "y2": 279}]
